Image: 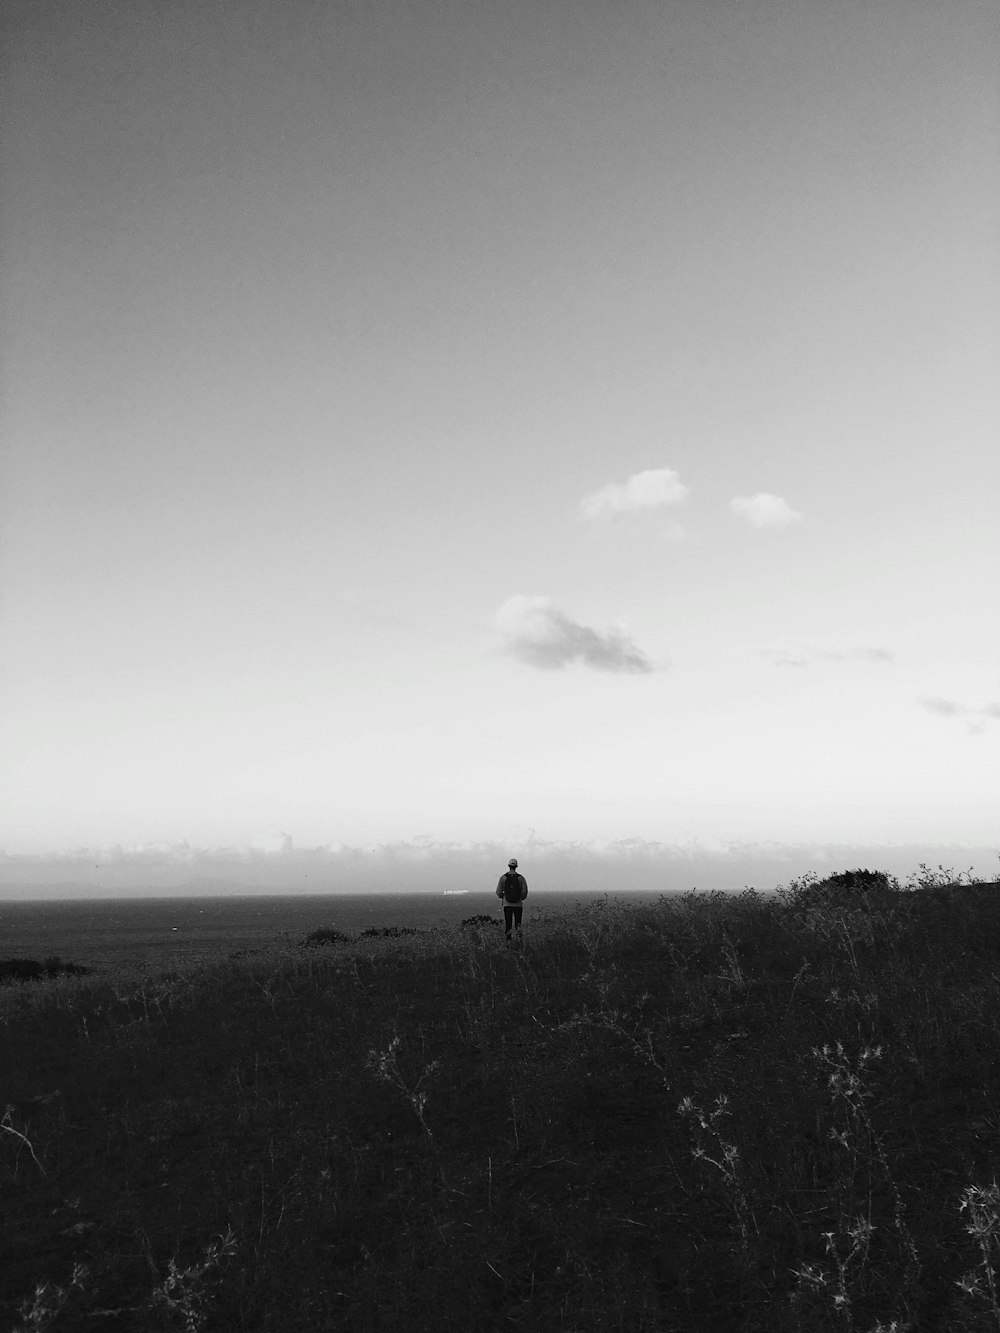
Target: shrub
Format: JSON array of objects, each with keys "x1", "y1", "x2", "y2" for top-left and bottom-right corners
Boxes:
[
  {"x1": 779, "y1": 869, "x2": 897, "y2": 912},
  {"x1": 819, "y1": 868, "x2": 895, "y2": 895},
  {"x1": 301, "y1": 927, "x2": 351, "y2": 947},
  {"x1": 0, "y1": 959, "x2": 45, "y2": 983},
  {"x1": 0, "y1": 958, "x2": 91, "y2": 984},
  {"x1": 460, "y1": 915, "x2": 501, "y2": 930},
  {"x1": 42, "y1": 957, "x2": 91, "y2": 977},
  {"x1": 359, "y1": 926, "x2": 421, "y2": 939},
  {"x1": 906, "y1": 862, "x2": 982, "y2": 891}
]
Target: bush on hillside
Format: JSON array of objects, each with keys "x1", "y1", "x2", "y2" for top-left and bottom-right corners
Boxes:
[
  {"x1": 359, "y1": 926, "x2": 421, "y2": 939},
  {"x1": 820, "y1": 868, "x2": 895, "y2": 894},
  {"x1": 301, "y1": 927, "x2": 351, "y2": 947},
  {"x1": 906, "y1": 862, "x2": 984, "y2": 891},
  {"x1": 0, "y1": 957, "x2": 92, "y2": 984},
  {"x1": 778, "y1": 868, "x2": 898, "y2": 912}
]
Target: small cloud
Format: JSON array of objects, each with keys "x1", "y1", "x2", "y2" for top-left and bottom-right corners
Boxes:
[
  {"x1": 815, "y1": 645, "x2": 895, "y2": 665},
  {"x1": 755, "y1": 643, "x2": 810, "y2": 668},
  {"x1": 844, "y1": 647, "x2": 896, "y2": 664},
  {"x1": 581, "y1": 467, "x2": 690, "y2": 520},
  {"x1": 730, "y1": 492, "x2": 803, "y2": 528},
  {"x1": 919, "y1": 696, "x2": 964, "y2": 717},
  {"x1": 752, "y1": 639, "x2": 895, "y2": 668},
  {"x1": 494, "y1": 595, "x2": 656, "y2": 673},
  {"x1": 918, "y1": 697, "x2": 1000, "y2": 731}
]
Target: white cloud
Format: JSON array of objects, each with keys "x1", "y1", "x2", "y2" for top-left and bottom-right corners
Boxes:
[
  {"x1": 752, "y1": 640, "x2": 896, "y2": 668},
  {"x1": 494, "y1": 595, "x2": 656, "y2": 673},
  {"x1": 838, "y1": 646, "x2": 895, "y2": 664},
  {"x1": 919, "y1": 696, "x2": 1000, "y2": 731},
  {"x1": 919, "y1": 696, "x2": 964, "y2": 717},
  {"x1": 580, "y1": 467, "x2": 690, "y2": 520},
  {"x1": 730, "y1": 492, "x2": 803, "y2": 528}
]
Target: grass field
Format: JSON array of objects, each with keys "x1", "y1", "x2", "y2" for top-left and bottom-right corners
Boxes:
[
  {"x1": 3, "y1": 865, "x2": 1000, "y2": 1331},
  {"x1": 0, "y1": 890, "x2": 661, "y2": 972}
]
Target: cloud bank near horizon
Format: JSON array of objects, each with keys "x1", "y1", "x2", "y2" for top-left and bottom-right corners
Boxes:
[
  {"x1": 494, "y1": 595, "x2": 656, "y2": 673},
  {"x1": 1, "y1": 837, "x2": 996, "y2": 899}
]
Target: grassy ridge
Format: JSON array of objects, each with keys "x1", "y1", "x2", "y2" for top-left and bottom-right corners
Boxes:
[{"x1": 3, "y1": 868, "x2": 1000, "y2": 1331}]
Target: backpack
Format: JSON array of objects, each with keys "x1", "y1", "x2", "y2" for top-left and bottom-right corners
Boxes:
[{"x1": 502, "y1": 871, "x2": 523, "y2": 904}]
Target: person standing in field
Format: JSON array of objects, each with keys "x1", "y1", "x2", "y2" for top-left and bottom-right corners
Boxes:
[{"x1": 496, "y1": 857, "x2": 528, "y2": 945}]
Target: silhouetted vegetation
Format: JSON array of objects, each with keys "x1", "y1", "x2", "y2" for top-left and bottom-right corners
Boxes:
[
  {"x1": 2, "y1": 864, "x2": 1000, "y2": 1330},
  {"x1": 460, "y1": 914, "x2": 502, "y2": 930},
  {"x1": 0, "y1": 957, "x2": 91, "y2": 985},
  {"x1": 819, "y1": 866, "x2": 893, "y2": 894},
  {"x1": 300, "y1": 926, "x2": 352, "y2": 947},
  {"x1": 358, "y1": 925, "x2": 421, "y2": 939}
]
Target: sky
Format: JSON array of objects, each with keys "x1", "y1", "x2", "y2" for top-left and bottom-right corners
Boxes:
[{"x1": 1, "y1": 0, "x2": 998, "y2": 893}]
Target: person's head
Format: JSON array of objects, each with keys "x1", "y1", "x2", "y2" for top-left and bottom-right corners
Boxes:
[{"x1": 508, "y1": 858, "x2": 518, "y2": 870}]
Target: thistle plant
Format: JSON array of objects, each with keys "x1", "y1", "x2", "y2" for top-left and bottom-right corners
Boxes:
[
  {"x1": 366, "y1": 1034, "x2": 441, "y2": 1144},
  {"x1": 1, "y1": 1104, "x2": 45, "y2": 1177},
  {"x1": 564, "y1": 1005, "x2": 668, "y2": 1082},
  {"x1": 792, "y1": 1043, "x2": 920, "y2": 1329},
  {"x1": 678, "y1": 1093, "x2": 757, "y2": 1255},
  {"x1": 956, "y1": 1182, "x2": 1000, "y2": 1329},
  {"x1": 148, "y1": 1230, "x2": 237, "y2": 1333},
  {"x1": 791, "y1": 1218, "x2": 876, "y2": 1330},
  {"x1": 13, "y1": 1265, "x2": 88, "y2": 1332}
]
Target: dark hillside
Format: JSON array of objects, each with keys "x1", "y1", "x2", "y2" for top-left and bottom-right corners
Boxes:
[{"x1": 3, "y1": 873, "x2": 1000, "y2": 1330}]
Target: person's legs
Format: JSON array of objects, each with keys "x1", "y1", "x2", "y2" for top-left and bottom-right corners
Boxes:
[
  {"x1": 513, "y1": 903, "x2": 523, "y2": 942},
  {"x1": 503, "y1": 905, "x2": 515, "y2": 941}
]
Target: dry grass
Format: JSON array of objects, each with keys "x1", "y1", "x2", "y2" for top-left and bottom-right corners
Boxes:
[{"x1": 2, "y1": 868, "x2": 1000, "y2": 1330}]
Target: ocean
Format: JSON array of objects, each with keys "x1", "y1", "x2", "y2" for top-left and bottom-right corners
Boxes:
[{"x1": 0, "y1": 889, "x2": 664, "y2": 971}]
